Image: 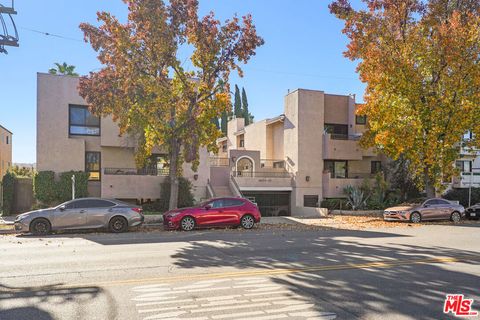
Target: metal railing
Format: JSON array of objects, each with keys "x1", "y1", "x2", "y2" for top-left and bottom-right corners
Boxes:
[
  {"x1": 325, "y1": 133, "x2": 362, "y2": 141},
  {"x1": 260, "y1": 159, "x2": 285, "y2": 169},
  {"x1": 210, "y1": 157, "x2": 230, "y2": 167},
  {"x1": 234, "y1": 171, "x2": 292, "y2": 178},
  {"x1": 324, "y1": 172, "x2": 376, "y2": 179},
  {"x1": 104, "y1": 168, "x2": 170, "y2": 176}
]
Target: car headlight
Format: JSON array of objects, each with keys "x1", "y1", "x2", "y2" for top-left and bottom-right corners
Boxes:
[{"x1": 168, "y1": 212, "x2": 182, "y2": 218}]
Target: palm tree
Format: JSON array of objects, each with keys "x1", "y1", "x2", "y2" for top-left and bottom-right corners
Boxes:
[{"x1": 48, "y1": 62, "x2": 79, "y2": 76}]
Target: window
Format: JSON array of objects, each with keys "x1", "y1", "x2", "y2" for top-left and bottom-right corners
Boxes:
[
  {"x1": 455, "y1": 160, "x2": 472, "y2": 173},
  {"x1": 304, "y1": 195, "x2": 319, "y2": 208},
  {"x1": 239, "y1": 139, "x2": 245, "y2": 147},
  {"x1": 222, "y1": 143, "x2": 227, "y2": 152},
  {"x1": 324, "y1": 123, "x2": 348, "y2": 139},
  {"x1": 210, "y1": 199, "x2": 224, "y2": 208},
  {"x1": 85, "y1": 152, "x2": 101, "y2": 181},
  {"x1": 436, "y1": 199, "x2": 450, "y2": 205},
  {"x1": 224, "y1": 199, "x2": 244, "y2": 207},
  {"x1": 324, "y1": 160, "x2": 348, "y2": 178},
  {"x1": 69, "y1": 105, "x2": 100, "y2": 136},
  {"x1": 371, "y1": 161, "x2": 382, "y2": 174},
  {"x1": 355, "y1": 115, "x2": 367, "y2": 125},
  {"x1": 6, "y1": 135, "x2": 9, "y2": 144}
]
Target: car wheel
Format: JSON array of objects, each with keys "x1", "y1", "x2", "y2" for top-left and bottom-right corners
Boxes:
[
  {"x1": 240, "y1": 214, "x2": 255, "y2": 229},
  {"x1": 30, "y1": 218, "x2": 51, "y2": 236},
  {"x1": 451, "y1": 211, "x2": 461, "y2": 223},
  {"x1": 410, "y1": 212, "x2": 421, "y2": 223},
  {"x1": 109, "y1": 216, "x2": 128, "y2": 233},
  {"x1": 180, "y1": 216, "x2": 196, "y2": 231}
]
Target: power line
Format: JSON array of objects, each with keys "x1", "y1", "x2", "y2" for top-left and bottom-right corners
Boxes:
[
  {"x1": 249, "y1": 67, "x2": 359, "y2": 80},
  {"x1": 19, "y1": 26, "x2": 83, "y2": 42}
]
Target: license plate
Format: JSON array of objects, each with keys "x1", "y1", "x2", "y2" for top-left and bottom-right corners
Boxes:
[{"x1": 471, "y1": 212, "x2": 476, "y2": 217}]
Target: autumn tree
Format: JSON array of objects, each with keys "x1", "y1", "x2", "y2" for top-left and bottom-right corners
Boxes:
[
  {"x1": 79, "y1": 0, "x2": 263, "y2": 209},
  {"x1": 48, "y1": 62, "x2": 79, "y2": 76},
  {"x1": 330, "y1": 0, "x2": 480, "y2": 197}
]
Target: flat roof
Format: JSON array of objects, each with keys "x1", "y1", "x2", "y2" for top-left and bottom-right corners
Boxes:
[{"x1": 0, "y1": 125, "x2": 12, "y2": 134}]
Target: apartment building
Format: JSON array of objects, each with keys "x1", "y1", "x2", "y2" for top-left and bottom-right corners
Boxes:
[
  {"x1": 452, "y1": 132, "x2": 480, "y2": 189},
  {"x1": 213, "y1": 89, "x2": 386, "y2": 216},
  {"x1": 37, "y1": 73, "x2": 210, "y2": 202},
  {"x1": 0, "y1": 124, "x2": 12, "y2": 180}
]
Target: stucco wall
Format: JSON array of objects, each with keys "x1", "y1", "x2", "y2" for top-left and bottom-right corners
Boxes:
[
  {"x1": 267, "y1": 122, "x2": 284, "y2": 160},
  {"x1": 244, "y1": 120, "x2": 267, "y2": 158},
  {"x1": 0, "y1": 126, "x2": 12, "y2": 180},
  {"x1": 324, "y1": 94, "x2": 349, "y2": 124}
]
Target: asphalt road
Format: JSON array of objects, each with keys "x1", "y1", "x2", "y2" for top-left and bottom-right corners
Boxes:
[{"x1": 1, "y1": 223, "x2": 480, "y2": 320}]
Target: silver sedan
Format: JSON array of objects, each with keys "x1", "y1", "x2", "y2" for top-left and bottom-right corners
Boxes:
[{"x1": 14, "y1": 198, "x2": 144, "y2": 235}]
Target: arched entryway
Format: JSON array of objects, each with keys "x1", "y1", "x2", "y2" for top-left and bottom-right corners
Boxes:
[{"x1": 235, "y1": 156, "x2": 254, "y2": 177}]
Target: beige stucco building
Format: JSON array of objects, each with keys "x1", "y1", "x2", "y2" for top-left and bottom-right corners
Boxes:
[
  {"x1": 213, "y1": 89, "x2": 385, "y2": 216},
  {"x1": 0, "y1": 125, "x2": 13, "y2": 181},
  {"x1": 36, "y1": 73, "x2": 210, "y2": 202}
]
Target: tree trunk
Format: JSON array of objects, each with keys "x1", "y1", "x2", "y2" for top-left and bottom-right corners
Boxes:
[
  {"x1": 168, "y1": 140, "x2": 180, "y2": 210},
  {"x1": 424, "y1": 168, "x2": 435, "y2": 198}
]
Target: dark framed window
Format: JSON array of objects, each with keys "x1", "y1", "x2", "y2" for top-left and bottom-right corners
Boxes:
[
  {"x1": 6, "y1": 135, "x2": 9, "y2": 144},
  {"x1": 69, "y1": 105, "x2": 100, "y2": 136},
  {"x1": 356, "y1": 115, "x2": 367, "y2": 125},
  {"x1": 85, "y1": 152, "x2": 101, "y2": 181},
  {"x1": 222, "y1": 143, "x2": 227, "y2": 152},
  {"x1": 324, "y1": 160, "x2": 348, "y2": 178},
  {"x1": 239, "y1": 139, "x2": 245, "y2": 147},
  {"x1": 324, "y1": 123, "x2": 348, "y2": 139},
  {"x1": 371, "y1": 161, "x2": 382, "y2": 174},
  {"x1": 304, "y1": 195, "x2": 319, "y2": 208},
  {"x1": 456, "y1": 160, "x2": 472, "y2": 173}
]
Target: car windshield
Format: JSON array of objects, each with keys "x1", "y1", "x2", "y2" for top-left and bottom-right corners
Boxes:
[
  {"x1": 198, "y1": 200, "x2": 210, "y2": 207},
  {"x1": 55, "y1": 201, "x2": 71, "y2": 209}
]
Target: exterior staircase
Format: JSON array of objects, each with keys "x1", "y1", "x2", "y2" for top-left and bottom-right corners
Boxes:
[{"x1": 212, "y1": 185, "x2": 234, "y2": 197}]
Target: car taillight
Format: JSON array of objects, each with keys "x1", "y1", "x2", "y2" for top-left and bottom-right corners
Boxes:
[{"x1": 132, "y1": 207, "x2": 143, "y2": 215}]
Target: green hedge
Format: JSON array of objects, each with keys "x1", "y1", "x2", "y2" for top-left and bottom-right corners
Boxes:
[
  {"x1": 33, "y1": 171, "x2": 89, "y2": 206},
  {"x1": 443, "y1": 188, "x2": 480, "y2": 207},
  {"x1": 143, "y1": 177, "x2": 195, "y2": 213},
  {"x1": 2, "y1": 172, "x2": 16, "y2": 215}
]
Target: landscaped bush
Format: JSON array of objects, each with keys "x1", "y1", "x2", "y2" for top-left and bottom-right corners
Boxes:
[
  {"x1": 143, "y1": 177, "x2": 195, "y2": 213},
  {"x1": 57, "y1": 171, "x2": 89, "y2": 202},
  {"x1": 443, "y1": 188, "x2": 480, "y2": 207},
  {"x1": 320, "y1": 198, "x2": 351, "y2": 210},
  {"x1": 33, "y1": 171, "x2": 57, "y2": 205},
  {"x1": 2, "y1": 172, "x2": 16, "y2": 215},
  {"x1": 33, "y1": 170, "x2": 89, "y2": 206}
]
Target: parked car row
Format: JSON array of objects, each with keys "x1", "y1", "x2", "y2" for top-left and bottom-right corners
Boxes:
[{"x1": 13, "y1": 196, "x2": 261, "y2": 235}]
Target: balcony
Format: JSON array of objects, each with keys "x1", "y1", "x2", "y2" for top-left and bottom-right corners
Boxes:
[
  {"x1": 452, "y1": 172, "x2": 480, "y2": 188},
  {"x1": 233, "y1": 171, "x2": 293, "y2": 191},
  {"x1": 323, "y1": 133, "x2": 376, "y2": 160},
  {"x1": 102, "y1": 167, "x2": 169, "y2": 199},
  {"x1": 322, "y1": 172, "x2": 375, "y2": 198}
]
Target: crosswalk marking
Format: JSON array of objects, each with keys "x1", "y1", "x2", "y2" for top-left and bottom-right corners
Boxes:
[{"x1": 132, "y1": 277, "x2": 336, "y2": 320}]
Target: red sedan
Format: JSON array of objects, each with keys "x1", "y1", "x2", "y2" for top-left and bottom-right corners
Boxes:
[{"x1": 163, "y1": 197, "x2": 261, "y2": 231}]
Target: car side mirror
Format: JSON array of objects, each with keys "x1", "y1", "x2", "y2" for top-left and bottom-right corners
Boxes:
[
  {"x1": 59, "y1": 205, "x2": 66, "y2": 211},
  {"x1": 204, "y1": 204, "x2": 212, "y2": 210}
]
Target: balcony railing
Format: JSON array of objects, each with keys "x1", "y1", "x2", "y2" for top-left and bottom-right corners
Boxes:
[
  {"x1": 234, "y1": 171, "x2": 292, "y2": 178},
  {"x1": 328, "y1": 133, "x2": 362, "y2": 141},
  {"x1": 324, "y1": 172, "x2": 376, "y2": 179},
  {"x1": 210, "y1": 157, "x2": 230, "y2": 167},
  {"x1": 260, "y1": 159, "x2": 285, "y2": 169},
  {"x1": 104, "y1": 168, "x2": 170, "y2": 176}
]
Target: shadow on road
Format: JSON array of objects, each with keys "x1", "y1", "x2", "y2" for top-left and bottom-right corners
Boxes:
[{"x1": 0, "y1": 283, "x2": 118, "y2": 320}]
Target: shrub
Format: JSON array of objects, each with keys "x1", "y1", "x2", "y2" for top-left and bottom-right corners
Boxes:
[
  {"x1": 2, "y1": 172, "x2": 16, "y2": 215},
  {"x1": 344, "y1": 185, "x2": 369, "y2": 210},
  {"x1": 33, "y1": 171, "x2": 57, "y2": 205},
  {"x1": 33, "y1": 171, "x2": 89, "y2": 206},
  {"x1": 143, "y1": 177, "x2": 195, "y2": 213},
  {"x1": 443, "y1": 188, "x2": 480, "y2": 207},
  {"x1": 320, "y1": 198, "x2": 351, "y2": 210},
  {"x1": 57, "y1": 171, "x2": 89, "y2": 203}
]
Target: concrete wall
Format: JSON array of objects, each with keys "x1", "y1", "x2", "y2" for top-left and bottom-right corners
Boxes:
[
  {"x1": 244, "y1": 120, "x2": 267, "y2": 158},
  {"x1": 0, "y1": 126, "x2": 12, "y2": 180},
  {"x1": 324, "y1": 94, "x2": 349, "y2": 124},
  {"x1": 267, "y1": 122, "x2": 284, "y2": 160}
]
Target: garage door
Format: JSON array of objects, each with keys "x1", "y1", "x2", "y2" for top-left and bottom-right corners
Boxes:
[{"x1": 242, "y1": 191, "x2": 291, "y2": 217}]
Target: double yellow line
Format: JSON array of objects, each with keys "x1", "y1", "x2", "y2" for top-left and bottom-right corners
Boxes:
[{"x1": 70, "y1": 254, "x2": 479, "y2": 289}]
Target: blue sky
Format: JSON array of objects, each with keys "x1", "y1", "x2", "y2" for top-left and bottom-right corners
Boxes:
[{"x1": 1, "y1": 0, "x2": 364, "y2": 163}]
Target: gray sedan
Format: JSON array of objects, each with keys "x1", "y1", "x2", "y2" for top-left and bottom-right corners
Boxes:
[{"x1": 14, "y1": 198, "x2": 144, "y2": 235}]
